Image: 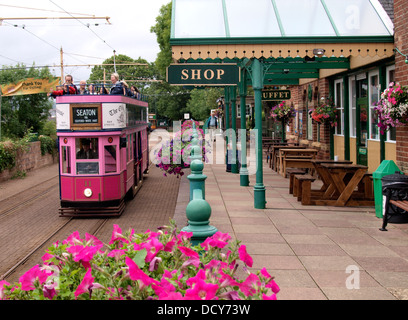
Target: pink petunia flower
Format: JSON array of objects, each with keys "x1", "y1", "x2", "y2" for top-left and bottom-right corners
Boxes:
[
  {"x1": 238, "y1": 245, "x2": 253, "y2": 267},
  {"x1": 63, "y1": 231, "x2": 84, "y2": 245},
  {"x1": 239, "y1": 273, "x2": 260, "y2": 297},
  {"x1": 0, "y1": 280, "x2": 10, "y2": 300},
  {"x1": 262, "y1": 293, "x2": 277, "y2": 300},
  {"x1": 74, "y1": 268, "x2": 94, "y2": 299},
  {"x1": 125, "y1": 257, "x2": 159, "y2": 288},
  {"x1": 19, "y1": 265, "x2": 51, "y2": 291},
  {"x1": 178, "y1": 246, "x2": 200, "y2": 259},
  {"x1": 185, "y1": 278, "x2": 219, "y2": 300},
  {"x1": 66, "y1": 245, "x2": 102, "y2": 269}
]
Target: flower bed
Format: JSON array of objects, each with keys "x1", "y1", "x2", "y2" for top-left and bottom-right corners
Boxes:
[
  {"x1": 0, "y1": 221, "x2": 279, "y2": 300},
  {"x1": 375, "y1": 82, "x2": 408, "y2": 134}
]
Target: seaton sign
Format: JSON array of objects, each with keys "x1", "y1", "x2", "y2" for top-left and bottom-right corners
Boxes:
[
  {"x1": 167, "y1": 64, "x2": 240, "y2": 86},
  {"x1": 262, "y1": 89, "x2": 291, "y2": 101}
]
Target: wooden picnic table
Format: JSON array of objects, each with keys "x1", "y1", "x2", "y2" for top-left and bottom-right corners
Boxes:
[
  {"x1": 279, "y1": 148, "x2": 318, "y2": 177},
  {"x1": 269, "y1": 145, "x2": 305, "y2": 171},
  {"x1": 311, "y1": 163, "x2": 374, "y2": 207},
  {"x1": 310, "y1": 159, "x2": 353, "y2": 191}
]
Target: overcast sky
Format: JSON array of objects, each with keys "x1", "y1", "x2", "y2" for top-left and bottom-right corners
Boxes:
[{"x1": 0, "y1": 0, "x2": 171, "y2": 82}]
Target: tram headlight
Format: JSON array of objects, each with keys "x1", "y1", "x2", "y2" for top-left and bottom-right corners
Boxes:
[{"x1": 84, "y1": 188, "x2": 93, "y2": 198}]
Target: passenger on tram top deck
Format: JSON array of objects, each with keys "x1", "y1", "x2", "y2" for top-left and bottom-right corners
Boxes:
[
  {"x1": 130, "y1": 85, "x2": 140, "y2": 99},
  {"x1": 78, "y1": 80, "x2": 89, "y2": 95},
  {"x1": 109, "y1": 72, "x2": 124, "y2": 95},
  {"x1": 48, "y1": 74, "x2": 78, "y2": 98}
]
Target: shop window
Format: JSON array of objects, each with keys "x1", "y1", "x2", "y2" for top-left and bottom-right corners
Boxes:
[
  {"x1": 104, "y1": 145, "x2": 117, "y2": 173},
  {"x1": 334, "y1": 80, "x2": 344, "y2": 135},
  {"x1": 237, "y1": 104, "x2": 252, "y2": 118},
  {"x1": 369, "y1": 73, "x2": 380, "y2": 140}
]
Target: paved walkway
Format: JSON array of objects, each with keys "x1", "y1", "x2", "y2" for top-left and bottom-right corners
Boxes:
[{"x1": 175, "y1": 159, "x2": 408, "y2": 300}]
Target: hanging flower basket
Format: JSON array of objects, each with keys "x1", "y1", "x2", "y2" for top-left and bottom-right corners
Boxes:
[
  {"x1": 309, "y1": 99, "x2": 337, "y2": 127},
  {"x1": 269, "y1": 101, "x2": 296, "y2": 125},
  {"x1": 374, "y1": 82, "x2": 408, "y2": 134},
  {"x1": 154, "y1": 120, "x2": 209, "y2": 178}
]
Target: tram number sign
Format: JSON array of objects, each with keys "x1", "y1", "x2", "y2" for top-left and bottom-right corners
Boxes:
[
  {"x1": 72, "y1": 106, "x2": 99, "y2": 124},
  {"x1": 262, "y1": 90, "x2": 291, "y2": 101},
  {"x1": 167, "y1": 64, "x2": 240, "y2": 86}
]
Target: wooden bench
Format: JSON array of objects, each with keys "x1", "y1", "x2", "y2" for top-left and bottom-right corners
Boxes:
[
  {"x1": 288, "y1": 168, "x2": 307, "y2": 194},
  {"x1": 283, "y1": 157, "x2": 315, "y2": 178},
  {"x1": 293, "y1": 174, "x2": 316, "y2": 205}
]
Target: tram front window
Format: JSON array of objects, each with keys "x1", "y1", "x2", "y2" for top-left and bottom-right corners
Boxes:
[{"x1": 76, "y1": 138, "x2": 99, "y2": 175}]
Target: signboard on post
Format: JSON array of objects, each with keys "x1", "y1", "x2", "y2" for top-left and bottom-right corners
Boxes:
[
  {"x1": 0, "y1": 77, "x2": 60, "y2": 96},
  {"x1": 167, "y1": 64, "x2": 240, "y2": 86},
  {"x1": 262, "y1": 89, "x2": 291, "y2": 101}
]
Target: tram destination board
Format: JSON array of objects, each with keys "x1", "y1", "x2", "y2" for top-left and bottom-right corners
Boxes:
[{"x1": 71, "y1": 104, "x2": 102, "y2": 130}]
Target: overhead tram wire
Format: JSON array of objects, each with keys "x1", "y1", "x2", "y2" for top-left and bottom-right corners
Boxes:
[{"x1": 0, "y1": 3, "x2": 96, "y2": 17}]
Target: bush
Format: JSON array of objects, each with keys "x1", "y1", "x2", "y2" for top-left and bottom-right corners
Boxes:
[
  {"x1": 0, "y1": 221, "x2": 279, "y2": 300},
  {"x1": 38, "y1": 135, "x2": 56, "y2": 156}
]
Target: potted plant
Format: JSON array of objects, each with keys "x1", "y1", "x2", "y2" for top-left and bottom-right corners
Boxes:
[
  {"x1": 309, "y1": 98, "x2": 337, "y2": 127},
  {"x1": 269, "y1": 101, "x2": 296, "y2": 125},
  {"x1": 154, "y1": 120, "x2": 209, "y2": 178},
  {"x1": 374, "y1": 82, "x2": 408, "y2": 134}
]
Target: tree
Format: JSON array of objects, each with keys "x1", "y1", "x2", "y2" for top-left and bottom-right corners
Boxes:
[
  {"x1": 0, "y1": 64, "x2": 54, "y2": 139},
  {"x1": 150, "y1": 2, "x2": 172, "y2": 80},
  {"x1": 88, "y1": 54, "x2": 154, "y2": 93},
  {"x1": 187, "y1": 88, "x2": 223, "y2": 121}
]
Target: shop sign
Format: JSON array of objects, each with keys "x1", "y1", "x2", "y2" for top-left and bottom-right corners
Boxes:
[
  {"x1": 167, "y1": 64, "x2": 240, "y2": 86},
  {"x1": 262, "y1": 89, "x2": 291, "y2": 101}
]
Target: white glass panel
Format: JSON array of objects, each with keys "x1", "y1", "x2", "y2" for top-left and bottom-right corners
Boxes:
[
  {"x1": 173, "y1": 0, "x2": 225, "y2": 38},
  {"x1": 324, "y1": 0, "x2": 392, "y2": 36},
  {"x1": 225, "y1": 0, "x2": 281, "y2": 37},
  {"x1": 275, "y1": 0, "x2": 335, "y2": 36}
]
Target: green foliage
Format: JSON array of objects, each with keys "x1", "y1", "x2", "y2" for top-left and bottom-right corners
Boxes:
[
  {"x1": 39, "y1": 135, "x2": 56, "y2": 156},
  {"x1": 88, "y1": 54, "x2": 154, "y2": 92},
  {"x1": 187, "y1": 88, "x2": 223, "y2": 121},
  {"x1": 0, "y1": 130, "x2": 31, "y2": 173},
  {"x1": 150, "y1": 2, "x2": 173, "y2": 79}
]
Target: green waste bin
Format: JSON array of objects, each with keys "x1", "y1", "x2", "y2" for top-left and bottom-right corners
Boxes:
[{"x1": 373, "y1": 160, "x2": 402, "y2": 218}]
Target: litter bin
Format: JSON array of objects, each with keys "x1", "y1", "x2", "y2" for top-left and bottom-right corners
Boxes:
[
  {"x1": 373, "y1": 160, "x2": 402, "y2": 218},
  {"x1": 380, "y1": 171, "x2": 408, "y2": 230}
]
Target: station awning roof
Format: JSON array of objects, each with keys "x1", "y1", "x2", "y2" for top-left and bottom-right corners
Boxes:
[{"x1": 170, "y1": 0, "x2": 394, "y2": 62}]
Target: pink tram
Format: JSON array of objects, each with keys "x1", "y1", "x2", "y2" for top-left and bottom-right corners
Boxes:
[{"x1": 56, "y1": 94, "x2": 149, "y2": 217}]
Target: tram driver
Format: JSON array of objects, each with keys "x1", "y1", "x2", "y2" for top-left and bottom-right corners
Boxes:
[{"x1": 76, "y1": 139, "x2": 98, "y2": 159}]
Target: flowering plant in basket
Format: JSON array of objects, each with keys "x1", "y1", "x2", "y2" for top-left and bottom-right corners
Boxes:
[
  {"x1": 309, "y1": 98, "x2": 337, "y2": 127},
  {"x1": 269, "y1": 101, "x2": 296, "y2": 124},
  {"x1": 374, "y1": 82, "x2": 408, "y2": 134},
  {"x1": 0, "y1": 221, "x2": 279, "y2": 300},
  {"x1": 154, "y1": 120, "x2": 210, "y2": 178}
]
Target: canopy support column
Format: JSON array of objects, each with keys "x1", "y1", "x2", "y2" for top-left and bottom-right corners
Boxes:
[
  {"x1": 239, "y1": 68, "x2": 249, "y2": 186},
  {"x1": 249, "y1": 58, "x2": 266, "y2": 209}
]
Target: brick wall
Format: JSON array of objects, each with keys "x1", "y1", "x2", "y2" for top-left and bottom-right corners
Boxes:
[
  {"x1": 288, "y1": 78, "x2": 331, "y2": 159},
  {"x1": 394, "y1": 0, "x2": 408, "y2": 173},
  {"x1": 0, "y1": 141, "x2": 56, "y2": 182}
]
